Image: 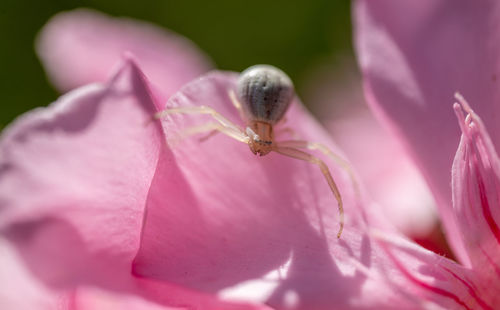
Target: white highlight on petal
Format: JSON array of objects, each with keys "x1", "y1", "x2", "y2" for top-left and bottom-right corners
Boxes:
[
  {"x1": 283, "y1": 290, "x2": 300, "y2": 308},
  {"x1": 219, "y1": 256, "x2": 292, "y2": 303}
]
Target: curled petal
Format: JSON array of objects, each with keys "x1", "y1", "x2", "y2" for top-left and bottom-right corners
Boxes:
[
  {"x1": 452, "y1": 94, "x2": 500, "y2": 303},
  {"x1": 372, "y1": 230, "x2": 493, "y2": 310},
  {"x1": 303, "y1": 66, "x2": 443, "y2": 253},
  {"x1": 0, "y1": 58, "x2": 163, "y2": 287},
  {"x1": 0, "y1": 60, "x2": 271, "y2": 309},
  {"x1": 36, "y1": 9, "x2": 211, "y2": 96},
  {"x1": 304, "y1": 66, "x2": 438, "y2": 240},
  {"x1": 354, "y1": 0, "x2": 500, "y2": 264},
  {"x1": 133, "y1": 72, "x2": 364, "y2": 306},
  {"x1": 132, "y1": 71, "x2": 483, "y2": 309},
  {"x1": 327, "y1": 106, "x2": 437, "y2": 239}
]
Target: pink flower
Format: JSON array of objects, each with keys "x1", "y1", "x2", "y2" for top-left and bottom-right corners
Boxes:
[
  {"x1": 1, "y1": 6, "x2": 498, "y2": 310},
  {"x1": 355, "y1": 0, "x2": 500, "y2": 307},
  {"x1": 452, "y1": 95, "x2": 500, "y2": 294}
]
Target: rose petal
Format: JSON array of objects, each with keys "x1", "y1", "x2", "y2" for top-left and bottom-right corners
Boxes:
[
  {"x1": 306, "y1": 67, "x2": 438, "y2": 239},
  {"x1": 131, "y1": 71, "x2": 482, "y2": 309},
  {"x1": 133, "y1": 277, "x2": 274, "y2": 310},
  {"x1": 133, "y1": 71, "x2": 363, "y2": 289},
  {"x1": 0, "y1": 238, "x2": 63, "y2": 309},
  {"x1": 36, "y1": 8, "x2": 211, "y2": 96},
  {"x1": 73, "y1": 283, "x2": 268, "y2": 310},
  {"x1": 0, "y1": 237, "x2": 267, "y2": 310},
  {"x1": 0, "y1": 57, "x2": 163, "y2": 287},
  {"x1": 371, "y1": 231, "x2": 493, "y2": 310},
  {"x1": 353, "y1": 0, "x2": 500, "y2": 264},
  {"x1": 333, "y1": 111, "x2": 437, "y2": 232},
  {"x1": 0, "y1": 58, "x2": 279, "y2": 309},
  {"x1": 452, "y1": 95, "x2": 500, "y2": 302},
  {"x1": 73, "y1": 287, "x2": 179, "y2": 310}
]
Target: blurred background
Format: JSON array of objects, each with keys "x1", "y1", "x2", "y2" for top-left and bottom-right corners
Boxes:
[{"x1": 0, "y1": 0, "x2": 352, "y2": 129}]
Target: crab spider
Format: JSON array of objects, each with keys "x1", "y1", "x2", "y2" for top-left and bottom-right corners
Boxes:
[{"x1": 155, "y1": 65, "x2": 356, "y2": 238}]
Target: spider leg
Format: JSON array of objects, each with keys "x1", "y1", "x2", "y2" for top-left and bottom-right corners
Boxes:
[
  {"x1": 155, "y1": 105, "x2": 243, "y2": 133},
  {"x1": 169, "y1": 91, "x2": 246, "y2": 142},
  {"x1": 155, "y1": 106, "x2": 248, "y2": 145},
  {"x1": 276, "y1": 140, "x2": 360, "y2": 197},
  {"x1": 228, "y1": 89, "x2": 247, "y2": 121},
  {"x1": 184, "y1": 90, "x2": 246, "y2": 142},
  {"x1": 179, "y1": 122, "x2": 249, "y2": 143},
  {"x1": 273, "y1": 145, "x2": 344, "y2": 238}
]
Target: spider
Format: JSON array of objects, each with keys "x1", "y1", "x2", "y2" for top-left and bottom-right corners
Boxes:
[{"x1": 155, "y1": 65, "x2": 355, "y2": 238}]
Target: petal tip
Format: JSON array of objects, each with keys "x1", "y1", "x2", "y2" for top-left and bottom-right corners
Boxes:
[
  {"x1": 454, "y1": 92, "x2": 473, "y2": 114},
  {"x1": 121, "y1": 50, "x2": 137, "y2": 62},
  {"x1": 453, "y1": 93, "x2": 478, "y2": 137}
]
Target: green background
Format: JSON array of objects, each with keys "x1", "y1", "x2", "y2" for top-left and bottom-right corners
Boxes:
[{"x1": 0, "y1": 0, "x2": 352, "y2": 129}]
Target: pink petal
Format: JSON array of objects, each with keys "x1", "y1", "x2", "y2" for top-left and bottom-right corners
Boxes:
[
  {"x1": 133, "y1": 277, "x2": 274, "y2": 310},
  {"x1": 131, "y1": 72, "x2": 482, "y2": 309},
  {"x1": 71, "y1": 281, "x2": 271, "y2": 310},
  {"x1": 72, "y1": 287, "x2": 180, "y2": 310},
  {"x1": 452, "y1": 95, "x2": 500, "y2": 302},
  {"x1": 73, "y1": 283, "x2": 269, "y2": 310},
  {"x1": 0, "y1": 238, "x2": 63, "y2": 309},
  {"x1": 0, "y1": 237, "x2": 266, "y2": 310},
  {"x1": 36, "y1": 8, "x2": 211, "y2": 96},
  {"x1": 332, "y1": 111, "x2": 437, "y2": 231},
  {"x1": 372, "y1": 231, "x2": 494, "y2": 310},
  {"x1": 0, "y1": 60, "x2": 271, "y2": 310},
  {"x1": 354, "y1": 0, "x2": 500, "y2": 264},
  {"x1": 0, "y1": 57, "x2": 163, "y2": 287},
  {"x1": 307, "y1": 68, "x2": 437, "y2": 239}
]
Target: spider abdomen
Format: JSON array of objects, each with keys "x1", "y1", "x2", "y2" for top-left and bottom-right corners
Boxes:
[{"x1": 237, "y1": 65, "x2": 294, "y2": 124}]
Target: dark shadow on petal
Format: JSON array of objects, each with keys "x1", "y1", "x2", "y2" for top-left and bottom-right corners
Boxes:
[{"x1": 9, "y1": 91, "x2": 107, "y2": 146}]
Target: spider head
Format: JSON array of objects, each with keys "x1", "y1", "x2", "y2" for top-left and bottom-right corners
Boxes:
[
  {"x1": 246, "y1": 122, "x2": 273, "y2": 156},
  {"x1": 248, "y1": 138, "x2": 273, "y2": 156}
]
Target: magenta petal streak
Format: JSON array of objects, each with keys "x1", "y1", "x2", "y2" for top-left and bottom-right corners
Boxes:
[{"x1": 452, "y1": 95, "x2": 500, "y2": 305}]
